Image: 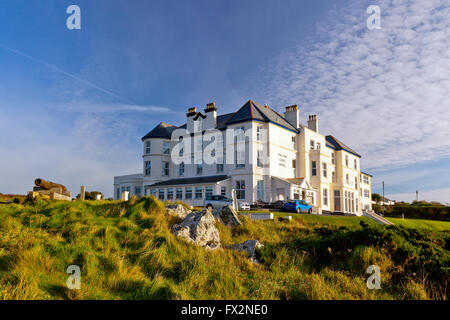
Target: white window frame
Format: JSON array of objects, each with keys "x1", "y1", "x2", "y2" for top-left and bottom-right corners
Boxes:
[
  {"x1": 163, "y1": 141, "x2": 171, "y2": 155},
  {"x1": 236, "y1": 180, "x2": 246, "y2": 200},
  {"x1": 145, "y1": 161, "x2": 151, "y2": 176},
  {"x1": 162, "y1": 161, "x2": 169, "y2": 176}
]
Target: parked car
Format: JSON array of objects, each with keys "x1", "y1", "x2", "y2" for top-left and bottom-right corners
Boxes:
[
  {"x1": 282, "y1": 200, "x2": 313, "y2": 214},
  {"x1": 269, "y1": 200, "x2": 285, "y2": 209},
  {"x1": 238, "y1": 202, "x2": 251, "y2": 211},
  {"x1": 204, "y1": 195, "x2": 233, "y2": 209},
  {"x1": 253, "y1": 200, "x2": 268, "y2": 208}
]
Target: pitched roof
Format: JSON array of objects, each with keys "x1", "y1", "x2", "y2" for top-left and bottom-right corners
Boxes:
[
  {"x1": 226, "y1": 100, "x2": 299, "y2": 132},
  {"x1": 325, "y1": 135, "x2": 361, "y2": 158},
  {"x1": 146, "y1": 175, "x2": 229, "y2": 187},
  {"x1": 142, "y1": 100, "x2": 299, "y2": 140},
  {"x1": 142, "y1": 122, "x2": 178, "y2": 140}
]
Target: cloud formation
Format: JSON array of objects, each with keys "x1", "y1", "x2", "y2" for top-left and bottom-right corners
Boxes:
[{"x1": 261, "y1": 0, "x2": 450, "y2": 171}]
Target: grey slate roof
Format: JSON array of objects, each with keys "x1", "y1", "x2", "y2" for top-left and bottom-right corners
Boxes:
[
  {"x1": 361, "y1": 171, "x2": 373, "y2": 177},
  {"x1": 325, "y1": 135, "x2": 361, "y2": 158},
  {"x1": 226, "y1": 100, "x2": 299, "y2": 132},
  {"x1": 142, "y1": 100, "x2": 300, "y2": 141},
  {"x1": 147, "y1": 175, "x2": 229, "y2": 187},
  {"x1": 142, "y1": 122, "x2": 178, "y2": 140}
]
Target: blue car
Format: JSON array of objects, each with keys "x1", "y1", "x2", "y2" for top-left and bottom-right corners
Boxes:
[{"x1": 282, "y1": 200, "x2": 313, "y2": 214}]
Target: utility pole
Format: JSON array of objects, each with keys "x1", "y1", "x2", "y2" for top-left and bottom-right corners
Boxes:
[
  {"x1": 382, "y1": 181, "x2": 385, "y2": 202},
  {"x1": 416, "y1": 190, "x2": 419, "y2": 202}
]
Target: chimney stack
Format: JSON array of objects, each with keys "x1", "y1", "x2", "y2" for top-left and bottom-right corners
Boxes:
[
  {"x1": 307, "y1": 115, "x2": 318, "y2": 132},
  {"x1": 186, "y1": 107, "x2": 197, "y2": 132},
  {"x1": 204, "y1": 102, "x2": 217, "y2": 128},
  {"x1": 205, "y1": 102, "x2": 216, "y2": 112},
  {"x1": 284, "y1": 104, "x2": 300, "y2": 128},
  {"x1": 187, "y1": 107, "x2": 197, "y2": 117}
]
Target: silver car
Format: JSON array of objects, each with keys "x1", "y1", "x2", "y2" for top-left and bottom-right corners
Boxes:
[{"x1": 204, "y1": 195, "x2": 233, "y2": 209}]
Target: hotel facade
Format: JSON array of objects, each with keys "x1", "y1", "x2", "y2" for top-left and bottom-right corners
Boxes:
[{"x1": 114, "y1": 100, "x2": 372, "y2": 215}]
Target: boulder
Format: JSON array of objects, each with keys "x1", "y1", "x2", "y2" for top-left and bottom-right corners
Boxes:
[
  {"x1": 171, "y1": 210, "x2": 220, "y2": 249},
  {"x1": 213, "y1": 205, "x2": 242, "y2": 227},
  {"x1": 165, "y1": 204, "x2": 192, "y2": 219},
  {"x1": 225, "y1": 240, "x2": 263, "y2": 263}
]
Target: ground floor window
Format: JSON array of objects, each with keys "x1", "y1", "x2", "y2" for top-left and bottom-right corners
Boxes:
[
  {"x1": 116, "y1": 188, "x2": 120, "y2": 199},
  {"x1": 236, "y1": 180, "x2": 245, "y2": 199},
  {"x1": 158, "y1": 189, "x2": 165, "y2": 200},
  {"x1": 150, "y1": 189, "x2": 157, "y2": 197},
  {"x1": 257, "y1": 180, "x2": 264, "y2": 200},
  {"x1": 344, "y1": 191, "x2": 355, "y2": 213},
  {"x1": 205, "y1": 186, "x2": 213, "y2": 198},
  {"x1": 195, "y1": 187, "x2": 203, "y2": 199},
  {"x1": 221, "y1": 186, "x2": 226, "y2": 196},
  {"x1": 167, "y1": 188, "x2": 173, "y2": 200},
  {"x1": 334, "y1": 190, "x2": 341, "y2": 211},
  {"x1": 307, "y1": 191, "x2": 315, "y2": 205},
  {"x1": 185, "y1": 187, "x2": 192, "y2": 199},
  {"x1": 167, "y1": 188, "x2": 174, "y2": 200},
  {"x1": 344, "y1": 191, "x2": 349, "y2": 212},
  {"x1": 351, "y1": 192, "x2": 355, "y2": 212},
  {"x1": 135, "y1": 186, "x2": 141, "y2": 197},
  {"x1": 176, "y1": 188, "x2": 183, "y2": 200},
  {"x1": 323, "y1": 188, "x2": 328, "y2": 206}
]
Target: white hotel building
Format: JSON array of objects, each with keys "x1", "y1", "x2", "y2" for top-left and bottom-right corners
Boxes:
[{"x1": 114, "y1": 100, "x2": 372, "y2": 215}]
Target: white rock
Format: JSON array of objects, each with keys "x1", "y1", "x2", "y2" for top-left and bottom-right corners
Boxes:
[
  {"x1": 165, "y1": 204, "x2": 192, "y2": 219},
  {"x1": 172, "y1": 210, "x2": 220, "y2": 249},
  {"x1": 225, "y1": 240, "x2": 263, "y2": 263},
  {"x1": 212, "y1": 205, "x2": 242, "y2": 227}
]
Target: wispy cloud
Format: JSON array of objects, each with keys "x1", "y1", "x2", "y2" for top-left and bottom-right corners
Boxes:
[
  {"x1": 259, "y1": 0, "x2": 450, "y2": 171},
  {"x1": 57, "y1": 102, "x2": 180, "y2": 115}
]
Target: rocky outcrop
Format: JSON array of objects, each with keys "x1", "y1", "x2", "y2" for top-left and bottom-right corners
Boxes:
[
  {"x1": 225, "y1": 240, "x2": 263, "y2": 263},
  {"x1": 213, "y1": 205, "x2": 242, "y2": 227},
  {"x1": 165, "y1": 204, "x2": 192, "y2": 219},
  {"x1": 171, "y1": 210, "x2": 220, "y2": 249}
]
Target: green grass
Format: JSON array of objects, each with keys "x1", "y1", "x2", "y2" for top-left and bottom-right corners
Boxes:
[
  {"x1": 387, "y1": 218, "x2": 450, "y2": 231},
  {"x1": 0, "y1": 197, "x2": 448, "y2": 300},
  {"x1": 272, "y1": 212, "x2": 379, "y2": 228}
]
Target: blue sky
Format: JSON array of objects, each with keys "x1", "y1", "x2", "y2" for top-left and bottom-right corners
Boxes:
[{"x1": 1, "y1": 0, "x2": 449, "y2": 202}]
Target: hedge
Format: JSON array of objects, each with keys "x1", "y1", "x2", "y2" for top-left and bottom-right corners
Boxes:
[{"x1": 376, "y1": 204, "x2": 450, "y2": 221}]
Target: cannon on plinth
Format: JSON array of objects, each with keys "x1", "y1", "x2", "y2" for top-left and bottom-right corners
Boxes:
[{"x1": 28, "y1": 178, "x2": 72, "y2": 201}]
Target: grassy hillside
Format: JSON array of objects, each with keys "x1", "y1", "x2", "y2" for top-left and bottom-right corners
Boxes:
[
  {"x1": 387, "y1": 218, "x2": 450, "y2": 232},
  {"x1": 0, "y1": 197, "x2": 448, "y2": 300}
]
